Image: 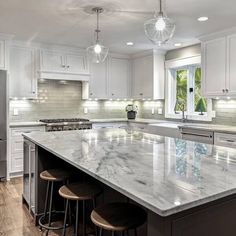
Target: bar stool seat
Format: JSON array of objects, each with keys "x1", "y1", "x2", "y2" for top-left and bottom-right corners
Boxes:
[
  {"x1": 40, "y1": 169, "x2": 70, "y2": 182},
  {"x1": 91, "y1": 202, "x2": 147, "y2": 233},
  {"x1": 59, "y1": 182, "x2": 102, "y2": 236},
  {"x1": 59, "y1": 182, "x2": 102, "y2": 200}
]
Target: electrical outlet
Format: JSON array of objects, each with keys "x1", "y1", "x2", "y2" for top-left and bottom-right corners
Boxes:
[
  {"x1": 84, "y1": 107, "x2": 88, "y2": 114},
  {"x1": 13, "y1": 108, "x2": 19, "y2": 116},
  {"x1": 158, "y1": 108, "x2": 163, "y2": 115}
]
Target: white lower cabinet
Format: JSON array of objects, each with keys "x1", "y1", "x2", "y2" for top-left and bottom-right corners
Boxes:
[
  {"x1": 0, "y1": 40, "x2": 6, "y2": 70},
  {"x1": 214, "y1": 132, "x2": 236, "y2": 148},
  {"x1": 9, "y1": 126, "x2": 45, "y2": 177}
]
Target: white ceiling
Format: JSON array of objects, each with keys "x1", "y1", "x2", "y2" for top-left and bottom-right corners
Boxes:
[{"x1": 0, "y1": 0, "x2": 236, "y2": 54}]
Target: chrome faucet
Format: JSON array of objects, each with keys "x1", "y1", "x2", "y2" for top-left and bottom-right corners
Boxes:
[{"x1": 174, "y1": 99, "x2": 187, "y2": 123}]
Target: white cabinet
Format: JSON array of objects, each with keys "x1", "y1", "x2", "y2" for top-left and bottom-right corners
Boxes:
[
  {"x1": 9, "y1": 126, "x2": 45, "y2": 177},
  {"x1": 39, "y1": 49, "x2": 89, "y2": 80},
  {"x1": 132, "y1": 51, "x2": 165, "y2": 100},
  {"x1": 202, "y1": 33, "x2": 236, "y2": 98},
  {"x1": 9, "y1": 45, "x2": 37, "y2": 98},
  {"x1": 82, "y1": 55, "x2": 131, "y2": 100},
  {"x1": 89, "y1": 60, "x2": 108, "y2": 99},
  {"x1": 227, "y1": 34, "x2": 236, "y2": 95},
  {"x1": 108, "y1": 57, "x2": 130, "y2": 98},
  {"x1": 214, "y1": 132, "x2": 236, "y2": 148},
  {"x1": 0, "y1": 40, "x2": 6, "y2": 70},
  {"x1": 202, "y1": 38, "x2": 227, "y2": 97}
]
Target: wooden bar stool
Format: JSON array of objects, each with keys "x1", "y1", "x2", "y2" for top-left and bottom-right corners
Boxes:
[
  {"x1": 91, "y1": 202, "x2": 147, "y2": 236},
  {"x1": 59, "y1": 182, "x2": 102, "y2": 236},
  {"x1": 39, "y1": 169, "x2": 71, "y2": 236}
]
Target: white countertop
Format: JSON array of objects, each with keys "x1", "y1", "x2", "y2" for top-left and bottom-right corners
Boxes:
[
  {"x1": 23, "y1": 129, "x2": 236, "y2": 217},
  {"x1": 10, "y1": 121, "x2": 46, "y2": 128},
  {"x1": 90, "y1": 118, "x2": 166, "y2": 124}
]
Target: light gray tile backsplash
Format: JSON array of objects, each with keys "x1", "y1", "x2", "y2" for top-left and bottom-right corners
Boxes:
[
  {"x1": 9, "y1": 80, "x2": 140, "y2": 122},
  {"x1": 9, "y1": 80, "x2": 236, "y2": 126}
]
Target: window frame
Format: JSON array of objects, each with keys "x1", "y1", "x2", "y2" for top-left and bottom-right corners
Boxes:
[{"x1": 165, "y1": 56, "x2": 213, "y2": 121}]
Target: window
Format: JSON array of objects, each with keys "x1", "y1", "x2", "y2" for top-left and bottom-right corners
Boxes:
[{"x1": 165, "y1": 56, "x2": 212, "y2": 121}]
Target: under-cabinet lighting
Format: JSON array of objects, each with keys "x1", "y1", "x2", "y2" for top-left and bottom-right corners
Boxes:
[
  {"x1": 215, "y1": 97, "x2": 219, "y2": 100},
  {"x1": 174, "y1": 43, "x2": 182, "y2": 47},
  {"x1": 126, "y1": 42, "x2": 134, "y2": 46},
  {"x1": 227, "y1": 96, "x2": 231, "y2": 100},
  {"x1": 198, "y1": 16, "x2": 208, "y2": 22}
]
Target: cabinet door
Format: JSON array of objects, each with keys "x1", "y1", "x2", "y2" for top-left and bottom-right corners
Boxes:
[
  {"x1": 9, "y1": 46, "x2": 37, "y2": 98},
  {"x1": 132, "y1": 55, "x2": 153, "y2": 99},
  {"x1": 0, "y1": 40, "x2": 5, "y2": 69},
  {"x1": 109, "y1": 57, "x2": 130, "y2": 98},
  {"x1": 227, "y1": 34, "x2": 236, "y2": 95},
  {"x1": 40, "y1": 50, "x2": 65, "y2": 72},
  {"x1": 89, "y1": 60, "x2": 108, "y2": 98},
  {"x1": 65, "y1": 53, "x2": 88, "y2": 74},
  {"x1": 202, "y1": 38, "x2": 227, "y2": 97}
]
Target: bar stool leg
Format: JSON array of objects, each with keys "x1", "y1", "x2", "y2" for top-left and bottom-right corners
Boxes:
[
  {"x1": 75, "y1": 200, "x2": 79, "y2": 236},
  {"x1": 46, "y1": 181, "x2": 54, "y2": 236},
  {"x1": 134, "y1": 229, "x2": 137, "y2": 236},
  {"x1": 83, "y1": 200, "x2": 86, "y2": 236},
  {"x1": 62, "y1": 199, "x2": 69, "y2": 236},
  {"x1": 43, "y1": 181, "x2": 50, "y2": 219},
  {"x1": 111, "y1": 231, "x2": 115, "y2": 236},
  {"x1": 92, "y1": 198, "x2": 97, "y2": 236},
  {"x1": 99, "y1": 228, "x2": 103, "y2": 236}
]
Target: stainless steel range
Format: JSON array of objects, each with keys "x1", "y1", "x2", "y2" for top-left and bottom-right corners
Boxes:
[{"x1": 40, "y1": 118, "x2": 92, "y2": 132}]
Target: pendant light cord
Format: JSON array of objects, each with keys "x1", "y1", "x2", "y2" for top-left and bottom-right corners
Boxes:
[
  {"x1": 95, "y1": 9, "x2": 100, "y2": 42},
  {"x1": 159, "y1": 0, "x2": 163, "y2": 14}
]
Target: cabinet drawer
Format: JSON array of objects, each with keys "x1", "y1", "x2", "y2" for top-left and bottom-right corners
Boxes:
[
  {"x1": 11, "y1": 127, "x2": 44, "y2": 137},
  {"x1": 128, "y1": 123, "x2": 148, "y2": 131},
  {"x1": 11, "y1": 153, "x2": 23, "y2": 173},
  {"x1": 11, "y1": 138, "x2": 24, "y2": 154},
  {"x1": 214, "y1": 132, "x2": 236, "y2": 148}
]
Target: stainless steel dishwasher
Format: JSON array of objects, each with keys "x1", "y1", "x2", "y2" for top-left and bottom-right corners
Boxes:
[{"x1": 180, "y1": 127, "x2": 214, "y2": 144}]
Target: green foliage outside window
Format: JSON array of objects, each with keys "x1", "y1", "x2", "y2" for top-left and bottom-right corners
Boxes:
[{"x1": 176, "y1": 69, "x2": 187, "y2": 111}]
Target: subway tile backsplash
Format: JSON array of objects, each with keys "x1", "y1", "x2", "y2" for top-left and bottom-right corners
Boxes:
[
  {"x1": 9, "y1": 80, "x2": 141, "y2": 122},
  {"x1": 9, "y1": 80, "x2": 236, "y2": 126}
]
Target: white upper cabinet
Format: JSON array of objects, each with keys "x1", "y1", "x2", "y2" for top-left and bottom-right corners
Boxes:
[
  {"x1": 40, "y1": 50, "x2": 65, "y2": 73},
  {"x1": 0, "y1": 40, "x2": 6, "y2": 70},
  {"x1": 108, "y1": 57, "x2": 130, "y2": 99},
  {"x1": 201, "y1": 31, "x2": 236, "y2": 98},
  {"x1": 89, "y1": 60, "x2": 108, "y2": 99},
  {"x1": 202, "y1": 38, "x2": 227, "y2": 97},
  {"x1": 132, "y1": 51, "x2": 165, "y2": 100},
  {"x1": 65, "y1": 53, "x2": 88, "y2": 74},
  {"x1": 227, "y1": 34, "x2": 236, "y2": 95},
  {"x1": 39, "y1": 48, "x2": 89, "y2": 81},
  {"x1": 9, "y1": 45, "x2": 37, "y2": 98}
]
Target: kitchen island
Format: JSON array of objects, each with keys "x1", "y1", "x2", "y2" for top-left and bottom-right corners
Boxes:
[{"x1": 23, "y1": 129, "x2": 236, "y2": 236}]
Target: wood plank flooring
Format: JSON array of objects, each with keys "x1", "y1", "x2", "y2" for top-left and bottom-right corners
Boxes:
[{"x1": 0, "y1": 178, "x2": 63, "y2": 236}]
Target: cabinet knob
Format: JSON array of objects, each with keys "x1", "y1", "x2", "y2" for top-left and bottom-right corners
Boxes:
[
  {"x1": 67, "y1": 65, "x2": 70, "y2": 68},
  {"x1": 222, "y1": 89, "x2": 225, "y2": 93},
  {"x1": 62, "y1": 65, "x2": 66, "y2": 68},
  {"x1": 90, "y1": 93, "x2": 93, "y2": 96},
  {"x1": 112, "y1": 93, "x2": 114, "y2": 96},
  {"x1": 140, "y1": 93, "x2": 143, "y2": 96},
  {"x1": 226, "y1": 89, "x2": 229, "y2": 93}
]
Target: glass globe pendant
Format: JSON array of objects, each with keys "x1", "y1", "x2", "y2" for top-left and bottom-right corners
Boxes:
[
  {"x1": 144, "y1": 0, "x2": 175, "y2": 46},
  {"x1": 87, "y1": 7, "x2": 109, "y2": 64}
]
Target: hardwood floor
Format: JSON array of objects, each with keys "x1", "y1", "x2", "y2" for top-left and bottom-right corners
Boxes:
[{"x1": 0, "y1": 178, "x2": 64, "y2": 236}]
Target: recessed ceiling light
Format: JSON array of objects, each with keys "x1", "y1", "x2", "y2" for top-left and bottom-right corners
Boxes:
[
  {"x1": 174, "y1": 43, "x2": 182, "y2": 47},
  {"x1": 198, "y1": 16, "x2": 209, "y2": 22},
  {"x1": 126, "y1": 42, "x2": 134, "y2": 46}
]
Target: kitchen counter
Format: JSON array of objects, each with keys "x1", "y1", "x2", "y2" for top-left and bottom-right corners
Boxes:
[
  {"x1": 90, "y1": 118, "x2": 166, "y2": 124},
  {"x1": 10, "y1": 121, "x2": 46, "y2": 128},
  {"x1": 23, "y1": 128, "x2": 236, "y2": 217}
]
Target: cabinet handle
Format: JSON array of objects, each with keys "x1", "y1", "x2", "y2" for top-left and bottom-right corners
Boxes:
[
  {"x1": 112, "y1": 93, "x2": 114, "y2": 96},
  {"x1": 222, "y1": 89, "x2": 225, "y2": 93}
]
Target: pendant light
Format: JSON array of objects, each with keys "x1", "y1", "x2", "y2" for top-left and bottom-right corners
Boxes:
[
  {"x1": 144, "y1": 0, "x2": 175, "y2": 46},
  {"x1": 87, "y1": 7, "x2": 109, "y2": 63}
]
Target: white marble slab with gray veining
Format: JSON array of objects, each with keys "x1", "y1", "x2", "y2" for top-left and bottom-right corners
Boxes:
[{"x1": 23, "y1": 129, "x2": 236, "y2": 216}]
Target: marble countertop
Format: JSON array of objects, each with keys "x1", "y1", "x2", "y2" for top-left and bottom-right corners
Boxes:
[
  {"x1": 10, "y1": 121, "x2": 46, "y2": 128},
  {"x1": 90, "y1": 118, "x2": 166, "y2": 124},
  {"x1": 23, "y1": 129, "x2": 236, "y2": 217}
]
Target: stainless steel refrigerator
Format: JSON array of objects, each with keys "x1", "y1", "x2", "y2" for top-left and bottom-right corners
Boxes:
[{"x1": 0, "y1": 70, "x2": 7, "y2": 181}]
